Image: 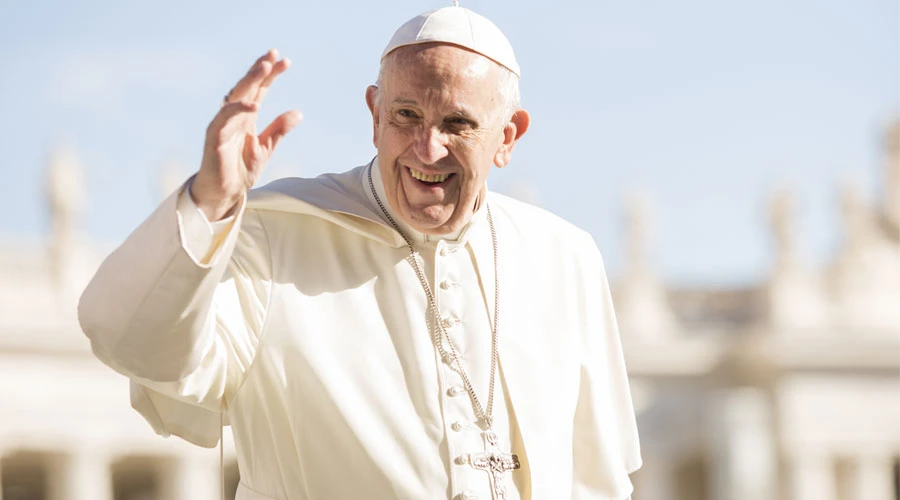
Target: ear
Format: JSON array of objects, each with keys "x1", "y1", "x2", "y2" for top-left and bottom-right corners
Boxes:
[
  {"x1": 365, "y1": 85, "x2": 380, "y2": 147},
  {"x1": 493, "y1": 109, "x2": 530, "y2": 168}
]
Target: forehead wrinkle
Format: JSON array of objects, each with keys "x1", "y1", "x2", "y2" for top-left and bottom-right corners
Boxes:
[
  {"x1": 382, "y1": 44, "x2": 503, "y2": 122},
  {"x1": 391, "y1": 97, "x2": 419, "y2": 106},
  {"x1": 386, "y1": 43, "x2": 499, "y2": 86}
]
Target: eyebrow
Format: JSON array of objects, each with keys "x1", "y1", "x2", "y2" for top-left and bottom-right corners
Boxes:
[{"x1": 391, "y1": 98, "x2": 419, "y2": 106}]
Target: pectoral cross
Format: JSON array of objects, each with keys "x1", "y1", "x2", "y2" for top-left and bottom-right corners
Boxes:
[{"x1": 469, "y1": 430, "x2": 520, "y2": 500}]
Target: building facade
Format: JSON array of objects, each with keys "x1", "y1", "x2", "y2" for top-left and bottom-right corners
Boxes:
[
  {"x1": 620, "y1": 121, "x2": 900, "y2": 500},
  {"x1": 1, "y1": 123, "x2": 898, "y2": 499}
]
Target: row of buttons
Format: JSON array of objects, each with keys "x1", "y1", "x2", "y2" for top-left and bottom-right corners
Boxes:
[
  {"x1": 448, "y1": 383, "x2": 472, "y2": 441},
  {"x1": 451, "y1": 420, "x2": 472, "y2": 432},
  {"x1": 437, "y1": 243, "x2": 480, "y2": 500},
  {"x1": 454, "y1": 451, "x2": 479, "y2": 499},
  {"x1": 453, "y1": 452, "x2": 479, "y2": 498},
  {"x1": 440, "y1": 315, "x2": 461, "y2": 329}
]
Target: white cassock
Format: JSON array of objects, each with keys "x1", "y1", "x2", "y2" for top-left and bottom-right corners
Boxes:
[{"x1": 80, "y1": 158, "x2": 641, "y2": 500}]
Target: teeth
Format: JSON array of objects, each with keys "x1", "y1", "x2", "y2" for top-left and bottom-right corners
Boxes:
[{"x1": 409, "y1": 168, "x2": 450, "y2": 183}]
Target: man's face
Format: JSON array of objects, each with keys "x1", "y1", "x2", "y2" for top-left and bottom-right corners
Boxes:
[{"x1": 366, "y1": 43, "x2": 528, "y2": 235}]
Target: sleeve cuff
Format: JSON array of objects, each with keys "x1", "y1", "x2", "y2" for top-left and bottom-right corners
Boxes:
[{"x1": 176, "y1": 179, "x2": 245, "y2": 266}]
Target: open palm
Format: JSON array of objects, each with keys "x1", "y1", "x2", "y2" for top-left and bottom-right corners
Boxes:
[{"x1": 192, "y1": 49, "x2": 302, "y2": 220}]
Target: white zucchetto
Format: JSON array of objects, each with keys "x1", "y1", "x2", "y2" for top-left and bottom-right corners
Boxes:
[{"x1": 381, "y1": 6, "x2": 521, "y2": 77}]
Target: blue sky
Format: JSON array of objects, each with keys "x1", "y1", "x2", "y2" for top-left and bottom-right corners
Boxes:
[{"x1": 1, "y1": 0, "x2": 897, "y2": 286}]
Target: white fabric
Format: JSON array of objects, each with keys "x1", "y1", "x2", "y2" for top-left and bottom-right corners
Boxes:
[
  {"x1": 365, "y1": 161, "x2": 523, "y2": 499},
  {"x1": 382, "y1": 6, "x2": 521, "y2": 77},
  {"x1": 80, "y1": 159, "x2": 641, "y2": 499}
]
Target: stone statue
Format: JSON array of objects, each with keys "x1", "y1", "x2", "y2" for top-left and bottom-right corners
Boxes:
[
  {"x1": 617, "y1": 191, "x2": 678, "y2": 338},
  {"x1": 765, "y1": 186, "x2": 832, "y2": 331},
  {"x1": 839, "y1": 179, "x2": 877, "y2": 259},
  {"x1": 46, "y1": 146, "x2": 86, "y2": 234},
  {"x1": 624, "y1": 191, "x2": 652, "y2": 277},
  {"x1": 883, "y1": 119, "x2": 900, "y2": 233},
  {"x1": 768, "y1": 188, "x2": 797, "y2": 271},
  {"x1": 45, "y1": 145, "x2": 86, "y2": 303}
]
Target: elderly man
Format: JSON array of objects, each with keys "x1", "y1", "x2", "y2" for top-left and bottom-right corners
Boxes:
[{"x1": 79, "y1": 5, "x2": 641, "y2": 500}]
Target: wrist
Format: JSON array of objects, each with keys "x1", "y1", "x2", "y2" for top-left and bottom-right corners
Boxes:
[{"x1": 188, "y1": 182, "x2": 242, "y2": 221}]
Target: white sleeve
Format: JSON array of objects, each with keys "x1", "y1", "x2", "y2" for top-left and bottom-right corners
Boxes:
[
  {"x1": 572, "y1": 233, "x2": 642, "y2": 499},
  {"x1": 79, "y1": 182, "x2": 272, "y2": 446},
  {"x1": 178, "y1": 180, "x2": 240, "y2": 264}
]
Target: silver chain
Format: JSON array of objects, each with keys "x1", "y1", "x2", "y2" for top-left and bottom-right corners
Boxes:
[{"x1": 367, "y1": 166, "x2": 501, "y2": 430}]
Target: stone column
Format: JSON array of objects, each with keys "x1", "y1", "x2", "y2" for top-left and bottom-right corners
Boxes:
[
  {"x1": 709, "y1": 388, "x2": 777, "y2": 500},
  {"x1": 846, "y1": 455, "x2": 895, "y2": 500},
  {"x1": 47, "y1": 450, "x2": 113, "y2": 500},
  {"x1": 789, "y1": 455, "x2": 837, "y2": 500},
  {"x1": 633, "y1": 457, "x2": 676, "y2": 500},
  {"x1": 158, "y1": 455, "x2": 221, "y2": 500}
]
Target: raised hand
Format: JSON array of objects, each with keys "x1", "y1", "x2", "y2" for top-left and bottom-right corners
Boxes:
[{"x1": 192, "y1": 49, "x2": 302, "y2": 221}]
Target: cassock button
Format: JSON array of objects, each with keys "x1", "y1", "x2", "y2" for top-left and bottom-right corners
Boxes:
[
  {"x1": 439, "y1": 279, "x2": 457, "y2": 290},
  {"x1": 457, "y1": 491, "x2": 479, "y2": 500},
  {"x1": 440, "y1": 316, "x2": 461, "y2": 328},
  {"x1": 440, "y1": 246, "x2": 460, "y2": 257},
  {"x1": 447, "y1": 385, "x2": 465, "y2": 397},
  {"x1": 454, "y1": 453, "x2": 470, "y2": 465},
  {"x1": 451, "y1": 420, "x2": 469, "y2": 432}
]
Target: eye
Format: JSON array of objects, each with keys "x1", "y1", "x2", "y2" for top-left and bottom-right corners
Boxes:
[
  {"x1": 445, "y1": 116, "x2": 475, "y2": 130},
  {"x1": 396, "y1": 109, "x2": 420, "y2": 120}
]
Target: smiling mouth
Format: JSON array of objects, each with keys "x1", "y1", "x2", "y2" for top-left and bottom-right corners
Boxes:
[{"x1": 408, "y1": 167, "x2": 453, "y2": 185}]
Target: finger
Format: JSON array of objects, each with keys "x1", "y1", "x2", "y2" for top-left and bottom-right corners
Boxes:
[
  {"x1": 227, "y1": 60, "x2": 273, "y2": 103},
  {"x1": 225, "y1": 49, "x2": 279, "y2": 103},
  {"x1": 258, "y1": 110, "x2": 303, "y2": 153},
  {"x1": 207, "y1": 101, "x2": 259, "y2": 141},
  {"x1": 243, "y1": 132, "x2": 264, "y2": 170},
  {"x1": 254, "y1": 58, "x2": 291, "y2": 104},
  {"x1": 253, "y1": 48, "x2": 279, "y2": 68}
]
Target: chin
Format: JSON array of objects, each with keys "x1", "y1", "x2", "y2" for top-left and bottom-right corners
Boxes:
[
  {"x1": 404, "y1": 207, "x2": 457, "y2": 235},
  {"x1": 421, "y1": 223, "x2": 457, "y2": 236}
]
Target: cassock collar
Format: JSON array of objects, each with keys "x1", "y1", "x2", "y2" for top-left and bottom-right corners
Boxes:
[
  {"x1": 364, "y1": 157, "x2": 489, "y2": 245},
  {"x1": 365, "y1": 156, "x2": 498, "y2": 331}
]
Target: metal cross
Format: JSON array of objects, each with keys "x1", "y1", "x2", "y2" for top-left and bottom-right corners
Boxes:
[{"x1": 469, "y1": 430, "x2": 520, "y2": 500}]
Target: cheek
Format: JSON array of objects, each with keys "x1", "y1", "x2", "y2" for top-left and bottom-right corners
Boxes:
[
  {"x1": 380, "y1": 127, "x2": 416, "y2": 155},
  {"x1": 460, "y1": 145, "x2": 498, "y2": 180}
]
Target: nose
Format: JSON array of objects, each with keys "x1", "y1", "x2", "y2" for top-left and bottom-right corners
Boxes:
[{"x1": 413, "y1": 125, "x2": 449, "y2": 165}]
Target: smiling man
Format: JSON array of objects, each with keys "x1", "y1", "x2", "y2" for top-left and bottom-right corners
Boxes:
[
  {"x1": 366, "y1": 41, "x2": 526, "y2": 236},
  {"x1": 79, "y1": 5, "x2": 641, "y2": 500}
]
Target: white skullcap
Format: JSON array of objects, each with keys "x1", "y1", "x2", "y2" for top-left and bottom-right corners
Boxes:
[{"x1": 381, "y1": 6, "x2": 520, "y2": 77}]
